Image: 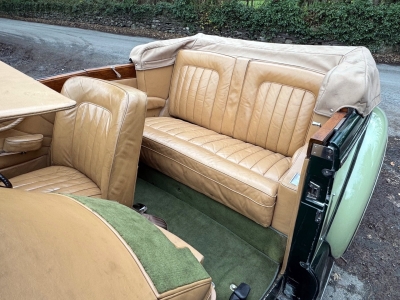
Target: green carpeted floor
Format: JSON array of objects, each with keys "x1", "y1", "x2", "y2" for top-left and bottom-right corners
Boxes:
[{"x1": 135, "y1": 178, "x2": 280, "y2": 300}]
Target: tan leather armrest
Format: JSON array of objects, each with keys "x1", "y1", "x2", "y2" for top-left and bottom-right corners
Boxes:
[
  {"x1": 272, "y1": 144, "x2": 308, "y2": 234},
  {"x1": 3, "y1": 134, "x2": 43, "y2": 153},
  {"x1": 147, "y1": 97, "x2": 166, "y2": 110},
  {"x1": 284, "y1": 144, "x2": 308, "y2": 189}
]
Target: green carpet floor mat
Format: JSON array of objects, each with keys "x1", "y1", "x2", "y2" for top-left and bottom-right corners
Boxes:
[
  {"x1": 68, "y1": 195, "x2": 210, "y2": 294},
  {"x1": 138, "y1": 163, "x2": 287, "y2": 263},
  {"x1": 135, "y1": 178, "x2": 280, "y2": 300}
]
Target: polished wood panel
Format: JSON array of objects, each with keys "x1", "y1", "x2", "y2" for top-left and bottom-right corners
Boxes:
[
  {"x1": 39, "y1": 63, "x2": 136, "y2": 92},
  {"x1": 307, "y1": 111, "x2": 347, "y2": 157}
]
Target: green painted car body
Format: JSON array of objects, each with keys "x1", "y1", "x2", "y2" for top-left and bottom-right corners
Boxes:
[{"x1": 326, "y1": 107, "x2": 388, "y2": 258}]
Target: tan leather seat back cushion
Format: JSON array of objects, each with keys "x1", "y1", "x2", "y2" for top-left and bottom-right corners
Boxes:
[
  {"x1": 233, "y1": 62, "x2": 324, "y2": 156},
  {"x1": 169, "y1": 51, "x2": 324, "y2": 157},
  {"x1": 169, "y1": 50, "x2": 236, "y2": 133},
  {"x1": 51, "y1": 77, "x2": 147, "y2": 206}
]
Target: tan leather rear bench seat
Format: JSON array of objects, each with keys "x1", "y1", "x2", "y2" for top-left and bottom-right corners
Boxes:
[{"x1": 140, "y1": 49, "x2": 325, "y2": 231}]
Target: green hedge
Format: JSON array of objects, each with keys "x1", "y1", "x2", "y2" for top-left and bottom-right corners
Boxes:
[{"x1": 1, "y1": 0, "x2": 399, "y2": 52}]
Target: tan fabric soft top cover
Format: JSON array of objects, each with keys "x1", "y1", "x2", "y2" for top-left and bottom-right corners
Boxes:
[{"x1": 130, "y1": 33, "x2": 380, "y2": 117}]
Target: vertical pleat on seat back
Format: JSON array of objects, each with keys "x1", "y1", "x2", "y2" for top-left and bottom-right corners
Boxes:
[
  {"x1": 233, "y1": 61, "x2": 324, "y2": 156},
  {"x1": 168, "y1": 51, "x2": 324, "y2": 157},
  {"x1": 71, "y1": 103, "x2": 110, "y2": 188},
  {"x1": 169, "y1": 50, "x2": 236, "y2": 133}
]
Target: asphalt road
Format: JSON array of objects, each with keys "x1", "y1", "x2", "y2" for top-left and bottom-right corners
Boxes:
[
  {"x1": 377, "y1": 64, "x2": 400, "y2": 137},
  {"x1": 1, "y1": 17, "x2": 399, "y2": 299},
  {"x1": 0, "y1": 17, "x2": 154, "y2": 78}
]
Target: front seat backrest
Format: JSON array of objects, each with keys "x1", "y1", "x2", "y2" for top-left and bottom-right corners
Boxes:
[{"x1": 51, "y1": 76, "x2": 147, "y2": 207}]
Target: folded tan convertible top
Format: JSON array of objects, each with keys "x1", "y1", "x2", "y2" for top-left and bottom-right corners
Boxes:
[{"x1": 130, "y1": 33, "x2": 380, "y2": 117}]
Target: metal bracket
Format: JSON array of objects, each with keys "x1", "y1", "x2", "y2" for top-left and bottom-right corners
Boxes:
[
  {"x1": 322, "y1": 168, "x2": 335, "y2": 178},
  {"x1": 315, "y1": 210, "x2": 323, "y2": 223},
  {"x1": 311, "y1": 144, "x2": 334, "y2": 161},
  {"x1": 307, "y1": 181, "x2": 321, "y2": 201},
  {"x1": 111, "y1": 66, "x2": 122, "y2": 79}
]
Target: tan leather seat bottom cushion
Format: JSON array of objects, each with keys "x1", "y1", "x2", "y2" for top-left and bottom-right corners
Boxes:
[
  {"x1": 141, "y1": 117, "x2": 291, "y2": 227},
  {"x1": 10, "y1": 166, "x2": 101, "y2": 197}
]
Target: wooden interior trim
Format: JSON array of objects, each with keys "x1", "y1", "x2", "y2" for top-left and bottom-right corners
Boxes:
[
  {"x1": 38, "y1": 63, "x2": 136, "y2": 93},
  {"x1": 307, "y1": 111, "x2": 347, "y2": 157}
]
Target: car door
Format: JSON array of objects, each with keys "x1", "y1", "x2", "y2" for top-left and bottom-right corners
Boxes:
[{"x1": 282, "y1": 107, "x2": 388, "y2": 299}]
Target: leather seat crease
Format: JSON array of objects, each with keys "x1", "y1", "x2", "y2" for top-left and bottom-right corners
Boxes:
[
  {"x1": 10, "y1": 76, "x2": 147, "y2": 207},
  {"x1": 140, "y1": 50, "x2": 324, "y2": 227},
  {"x1": 10, "y1": 166, "x2": 101, "y2": 197}
]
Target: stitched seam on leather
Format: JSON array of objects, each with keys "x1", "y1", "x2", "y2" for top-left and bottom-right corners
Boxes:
[
  {"x1": 67, "y1": 198, "x2": 159, "y2": 298},
  {"x1": 207, "y1": 70, "x2": 222, "y2": 131},
  {"x1": 261, "y1": 154, "x2": 286, "y2": 177},
  {"x1": 225, "y1": 144, "x2": 255, "y2": 160},
  {"x1": 6, "y1": 138, "x2": 42, "y2": 144},
  {"x1": 298, "y1": 96, "x2": 316, "y2": 154},
  {"x1": 219, "y1": 58, "x2": 246, "y2": 134},
  {"x1": 175, "y1": 66, "x2": 188, "y2": 114},
  {"x1": 105, "y1": 93, "x2": 130, "y2": 198},
  {"x1": 195, "y1": 134, "x2": 231, "y2": 147},
  {"x1": 58, "y1": 186, "x2": 101, "y2": 194},
  {"x1": 183, "y1": 66, "x2": 196, "y2": 117},
  {"x1": 201, "y1": 70, "x2": 214, "y2": 127},
  {"x1": 246, "y1": 84, "x2": 262, "y2": 141},
  {"x1": 148, "y1": 118, "x2": 201, "y2": 134},
  {"x1": 254, "y1": 82, "x2": 272, "y2": 145},
  {"x1": 13, "y1": 177, "x2": 88, "y2": 188},
  {"x1": 236, "y1": 147, "x2": 266, "y2": 165},
  {"x1": 80, "y1": 104, "x2": 90, "y2": 174},
  {"x1": 192, "y1": 68, "x2": 206, "y2": 121},
  {"x1": 187, "y1": 132, "x2": 221, "y2": 143},
  {"x1": 159, "y1": 280, "x2": 211, "y2": 300},
  {"x1": 165, "y1": 126, "x2": 204, "y2": 136},
  {"x1": 22, "y1": 183, "x2": 98, "y2": 193},
  {"x1": 268, "y1": 81, "x2": 318, "y2": 100},
  {"x1": 232, "y1": 61, "x2": 250, "y2": 137},
  {"x1": 265, "y1": 84, "x2": 282, "y2": 150},
  {"x1": 90, "y1": 108, "x2": 108, "y2": 184},
  {"x1": 173, "y1": 127, "x2": 207, "y2": 136},
  {"x1": 214, "y1": 139, "x2": 244, "y2": 154},
  {"x1": 14, "y1": 176, "x2": 98, "y2": 190},
  {"x1": 249, "y1": 151, "x2": 277, "y2": 170},
  {"x1": 149, "y1": 119, "x2": 181, "y2": 130},
  {"x1": 71, "y1": 103, "x2": 111, "y2": 173},
  {"x1": 58, "y1": 86, "x2": 76, "y2": 166},
  {"x1": 11, "y1": 168, "x2": 78, "y2": 182},
  {"x1": 12, "y1": 169, "x2": 88, "y2": 185},
  {"x1": 170, "y1": 65, "x2": 181, "y2": 114},
  {"x1": 141, "y1": 142, "x2": 277, "y2": 203},
  {"x1": 275, "y1": 87, "x2": 295, "y2": 155},
  {"x1": 288, "y1": 91, "x2": 307, "y2": 155}
]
